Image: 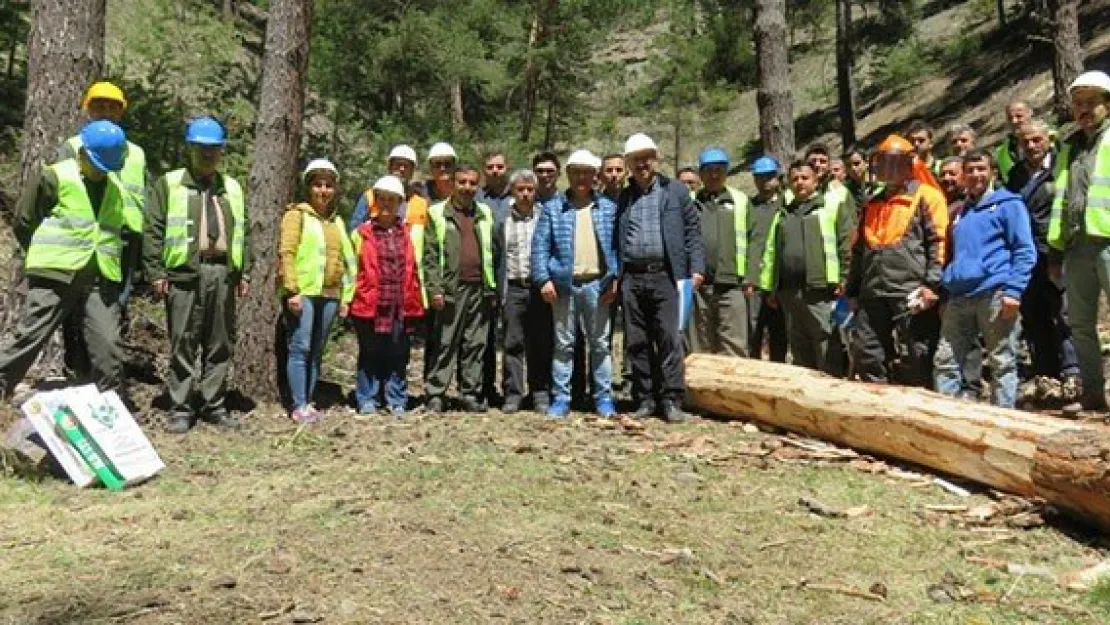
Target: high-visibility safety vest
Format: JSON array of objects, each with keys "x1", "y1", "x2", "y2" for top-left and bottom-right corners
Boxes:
[
  {"x1": 287, "y1": 206, "x2": 357, "y2": 302},
  {"x1": 1048, "y1": 129, "x2": 1110, "y2": 250},
  {"x1": 757, "y1": 192, "x2": 843, "y2": 291},
  {"x1": 67, "y1": 135, "x2": 145, "y2": 233},
  {"x1": 701, "y1": 186, "x2": 751, "y2": 275},
  {"x1": 161, "y1": 169, "x2": 246, "y2": 270},
  {"x1": 426, "y1": 200, "x2": 496, "y2": 290},
  {"x1": 995, "y1": 137, "x2": 1017, "y2": 185},
  {"x1": 25, "y1": 159, "x2": 128, "y2": 280}
]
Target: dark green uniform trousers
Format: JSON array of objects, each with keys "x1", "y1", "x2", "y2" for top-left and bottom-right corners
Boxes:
[
  {"x1": 166, "y1": 263, "x2": 236, "y2": 417},
  {"x1": 425, "y1": 282, "x2": 491, "y2": 401},
  {"x1": 0, "y1": 271, "x2": 121, "y2": 395},
  {"x1": 690, "y1": 283, "x2": 750, "y2": 357},
  {"x1": 778, "y1": 287, "x2": 835, "y2": 374}
]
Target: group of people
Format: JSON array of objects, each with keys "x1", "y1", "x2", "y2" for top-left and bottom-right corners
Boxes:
[{"x1": 3, "y1": 68, "x2": 1110, "y2": 432}]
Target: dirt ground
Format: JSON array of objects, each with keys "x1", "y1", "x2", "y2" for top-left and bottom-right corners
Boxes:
[{"x1": 4, "y1": 337, "x2": 1110, "y2": 625}]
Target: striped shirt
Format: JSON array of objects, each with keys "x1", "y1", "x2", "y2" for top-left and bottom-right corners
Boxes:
[{"x1": 505, "y1": 202, "x2": 540, "y2": 281}]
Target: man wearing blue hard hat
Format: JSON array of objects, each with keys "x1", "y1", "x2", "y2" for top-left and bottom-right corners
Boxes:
[
  {"x1": 143, "y1": 116, "x2": 252, "y2": 434},
  {"x1": 744, "y1": 155, "x2": 789, "y2": 362},
  {"x1": 689, "y1": 147, "x2": 752, "y2": 357},
  {"x1": 0, "y1": 120, "x2": 134, "y2": 399}
]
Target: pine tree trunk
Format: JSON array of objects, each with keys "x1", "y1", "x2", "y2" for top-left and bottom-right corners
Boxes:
[
  {"x1": 4, "y1": 0, "x2": 104, "y2": 349},
  {"x1": 235, "y1": 0, "x2": 312, "y2": 401},
  {"x1": 542, "y1": 85, "x2": 556, "y2": 150},
  {"x1": 754, "y1": 0, "x2": 795, "y2": 163},
  {"x1": 519, "y1": 1, "x2": 543, "y2": 143},
  {"x1": 1050, "y1": 0, "x2": 1082, "y2": 123},
  {"x1": 835, "y1": 0, "x2": 856, "y2": 149},
  {"x1": 998, "y1": 0, "x2": 1007, "y2": 25},
  {"x1": 450, "y1": 79, "x2": 466, "y2": 132}
]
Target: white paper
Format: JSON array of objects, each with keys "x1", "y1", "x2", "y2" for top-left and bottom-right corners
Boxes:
[
  {"x1": 65, "y1": 385, "x2": 165, "y2": 485},
  {"x1": 676, "y1": 278, "x2": 694, "y2": 333},
  {"x1": 20, "y1": 391, "x2": 97, "y2": 488}
]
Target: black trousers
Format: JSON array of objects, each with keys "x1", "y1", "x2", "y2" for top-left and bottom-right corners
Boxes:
[
  {"x1": 483, "y1": 303, "x2": 500, "y2": 404},
  {"x1": 501, "y1": 283, "x2": 553, "y2": 404},
  {"x1": 622, "y1": 270, "x2": 684, "y2": 404},
  {"x1": 1021, "y1": 262, "x2": 1079, "y2": 378},
  {"x1": 748, "y1": 291, "x2": 787, "y2": 362},
  {"x1": 853, "y1": 297, "x2": 939, "y2": 387}
]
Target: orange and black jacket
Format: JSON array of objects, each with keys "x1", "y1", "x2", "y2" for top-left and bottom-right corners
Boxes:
[{"x1": 846, "y1": 181, "x2": 949, "y2": 300}]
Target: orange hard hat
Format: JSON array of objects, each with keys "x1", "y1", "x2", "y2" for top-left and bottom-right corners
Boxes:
[{"x1": 876, "y1": 134, "x2": 914, "y2": 154}]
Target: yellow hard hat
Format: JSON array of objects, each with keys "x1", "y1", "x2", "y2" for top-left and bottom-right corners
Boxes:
[{"x1": 81, "y1": 81, "x2": 127, "y2": 111}]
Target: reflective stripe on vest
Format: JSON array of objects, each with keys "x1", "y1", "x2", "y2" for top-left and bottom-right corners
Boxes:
[
  {"x1": 162, "y1": 169, "x2": 246, "y2": 270},
  {"x1": 25, "y1": 159, "x2": 126, "y2": 280},
  {"x1": 427, "y1": 200, "x2": 496, "y2": 290},
  {"x1": 68, "y1": 135, "x2": 145, "y2": 232},
  {"x1": 726, "y1": 186, "x2": 751, "y2": 276},
  {"x1": 409, "y1": 223, "x2": 429, "y2": 307},
  {"x1": 288, "y1": 207, "x2": 356, "y2": 300},
  {"x1": 1049, "y1": 131, "x2": 1110, "y2": 249}
]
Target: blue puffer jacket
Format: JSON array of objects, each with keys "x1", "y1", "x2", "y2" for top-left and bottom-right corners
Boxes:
[
  {"x1": 942, "y1": 187, "x2": 1036, "y2": 300},
  {"x1": 531, "y1": 190, "x2": 619, "y2": 291}
]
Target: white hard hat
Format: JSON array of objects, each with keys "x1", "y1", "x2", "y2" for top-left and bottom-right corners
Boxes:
[
  {"x1": 1069, "y1": 71, "x2": 1110, "y2": 95},
  {"x1": 302, "y1": 158, "x2": 339, "y2": 182},
  {"x1": 427, "y1": 142, "x2": 457, "y2": 161},
  {"x1": 372, "y1": 175, "x2": 406, "y2": 198},
  {"x1": 566, "y1": 149, "x2": 601, "y2": 170},
  {"x1": 623, "y1": 133, "x2": 658, "y2": 157},
  {"x1": 387, "y1": 144, "x2": 418, "y2": 165}
]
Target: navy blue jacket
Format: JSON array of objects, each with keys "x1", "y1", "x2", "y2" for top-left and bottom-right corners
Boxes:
[
  {"x1": 615, "y1": 174, "x2": 705, "y2": 280},
  {"x1": 531, "y1": 190, "x2": 620, "y2": 292}
]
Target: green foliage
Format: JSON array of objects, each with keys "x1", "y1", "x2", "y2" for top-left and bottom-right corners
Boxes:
[
  {"x1": 868, "y1": 37, "x2": 938, "y2": 95},
  {"x1": 1085, "y1": 578, "x2": 1110, "y2": 617}
]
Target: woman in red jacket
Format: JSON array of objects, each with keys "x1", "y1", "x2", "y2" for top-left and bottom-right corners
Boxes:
[{"x1": 350, "y1": 175, "x2": 425, "y2": 418}]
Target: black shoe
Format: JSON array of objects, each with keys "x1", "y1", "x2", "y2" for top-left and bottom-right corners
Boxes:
[
  {"x1": 632, "y1": 401, "x2": 657, "y2": 419},
  {"x1": 461, "y1": 396, "x2": 488, "y2": 413},
  {"x1": 426, "y1": 397, "x2": 445, "y2": 414},
  {"x1": 661, "y1": 400, "x2": 688, "y2": 423},
  {"x1": 502, "y1": 398, "x2": 521, "y2": 414},
  {"x1": 165, "y1": 413, "x2": 193, "y2": 434},
  {"x1": 203, "y1": 410, "x2": 241, "y2": 430}
]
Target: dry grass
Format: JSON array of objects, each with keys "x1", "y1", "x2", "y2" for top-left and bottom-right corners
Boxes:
[{"x1": 3, "y1": 400, "x2": 1110, "y2": 624}]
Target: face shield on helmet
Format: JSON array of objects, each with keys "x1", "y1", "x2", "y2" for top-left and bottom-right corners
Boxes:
[{"x1": 870, "y1": 135, "x2": 915, "y2": 185}]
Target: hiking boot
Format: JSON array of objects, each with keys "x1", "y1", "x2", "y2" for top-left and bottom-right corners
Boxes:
[
  {"x1": 425, "y1": 397, "x2": 445, "y2": 414},
  {"x1": 632, "y1": 400, "x2": 657, "y2": 420},
  {"x1": 165, "y1": 413, "x2": 193, "y2": 434},
  {"x1": 205, "y1": 410, "x2": 241, "y2": 430},
  {"x1": 661, "y1": 400, "x2": 688, "y2": 424},
  {"x1": 502, "y1": 397, "x2": 522, "y2": 414}
]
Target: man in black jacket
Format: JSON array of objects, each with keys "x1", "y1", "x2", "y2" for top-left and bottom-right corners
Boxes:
[
  {"x1": 616, "y1": 133, "x2": 705, "y2": 422},
  {"x1": 1006, "y1": 119, "x2": 1081, "y2": 413}
]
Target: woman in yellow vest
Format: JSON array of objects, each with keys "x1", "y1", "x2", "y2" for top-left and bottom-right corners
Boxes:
[{"x1": 279, "y1": 159, "x2": 356, "y2": 424}]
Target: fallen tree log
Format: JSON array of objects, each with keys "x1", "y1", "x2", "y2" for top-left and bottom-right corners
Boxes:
[{"x1": 685, "y1": 353, "x2": 1110, "y2": 532}]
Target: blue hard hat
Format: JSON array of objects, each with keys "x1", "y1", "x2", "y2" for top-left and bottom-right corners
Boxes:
[
  {"x1": 79, "y1": 120, "x2": 127, "y2": 173},
  {"x1": 185, "y1": 116, "x2": 226, "y2": 146},
  {"x1": 698, "y1": 147, "x2": 730, "y2": 169},
  {"x1": 751, "y1": 155, "x2": 781, "y2": 176}
]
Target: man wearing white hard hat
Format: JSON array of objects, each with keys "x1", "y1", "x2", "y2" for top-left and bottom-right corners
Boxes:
[
  {"x1": 347, "y1": 144, "x2": 428, "y2": 231},
  {"x1": 278, "y1": 159, "x2": 357, "y2": 424},
  {"x1": 1047, "y1": 69, "x2": 1110, "y2": 413},
  {"x1": 533, "y1": 149, "x2": 621, "y2": 419},
  {"x1": 616, "y1": 133, "x2": 705, "y2": 423},
  {"x1": 424, "y1": 142, "x2": 458, "y2": 203}
]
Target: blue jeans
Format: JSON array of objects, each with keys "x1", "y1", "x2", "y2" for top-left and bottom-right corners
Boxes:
[
  {"x1": 552, "y1": 279, "x2": 612, "y2": 405},
  {"x1": 354, "y1": 318, "x2": 410, "y2": 410},
  {"x1": 285, "y1": 296, "x2": 339, "y2": 410},
  {"x1": 1065, "y1": 237, "x2": 1110, "y2": 398},
  {"x1": 934, "y1": 291, "x2": 1020, "y2": 408}
]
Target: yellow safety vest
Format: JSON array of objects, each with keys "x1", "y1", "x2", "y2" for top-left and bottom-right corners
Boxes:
[
  {"x1": 161, "y1": 169, "x2": 246, "y2": 270},
  {"x1": 1048, "y1": 130, "x2": 1110, "y2": 250},
  {"x1": 25, "y1": 159, "x2": 127, "y2": 281},
  {"x1": 757, "y1": 192, "x2": 843, "y2": 291},
  {"x1": 284, "y1": 205, "x2": 357, "y2": 303},
  {"x1": 67, "y1": 135, "x2": 145, "y2": 233},
  {"x1": 699, "y1": 185, "x2": 751, "y2": 276},
  {"x1": 426, "y1": 200, "x2": 496, "y2": 290}
]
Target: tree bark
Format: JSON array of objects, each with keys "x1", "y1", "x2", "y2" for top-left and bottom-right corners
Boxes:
[
  {"x1": 1049, "y1": 0, "x2": 1082, "y2": 123},
  {"x1": 998, "y1": 0, "x2": 1007, "y2": 25},
  {"x1": 754, "y1": 0, "x2": 795, "y2": 164},
  {"x1": 235, "y1": 0, "x2": 312, "y2": 401},
  {"x1": 4, "y1": 0, "x2": 104, "y2": 348},
  {"x1": 519, "y1": 0, "x2": 545, "y2": 143},
  {"x1": 450, "y1": 79, "x2": 466, "y2": 132},
  {"x1": 835, "y1": 0, "x2": 856, "y2": 149},
  {"x1": 685, "y1": 354, "x2": 1110, "y2": 531}
]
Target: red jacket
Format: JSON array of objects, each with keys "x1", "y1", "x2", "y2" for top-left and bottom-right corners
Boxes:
[{"x1": 350, "y1": 221, "x2": 425, "y2": 321}]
